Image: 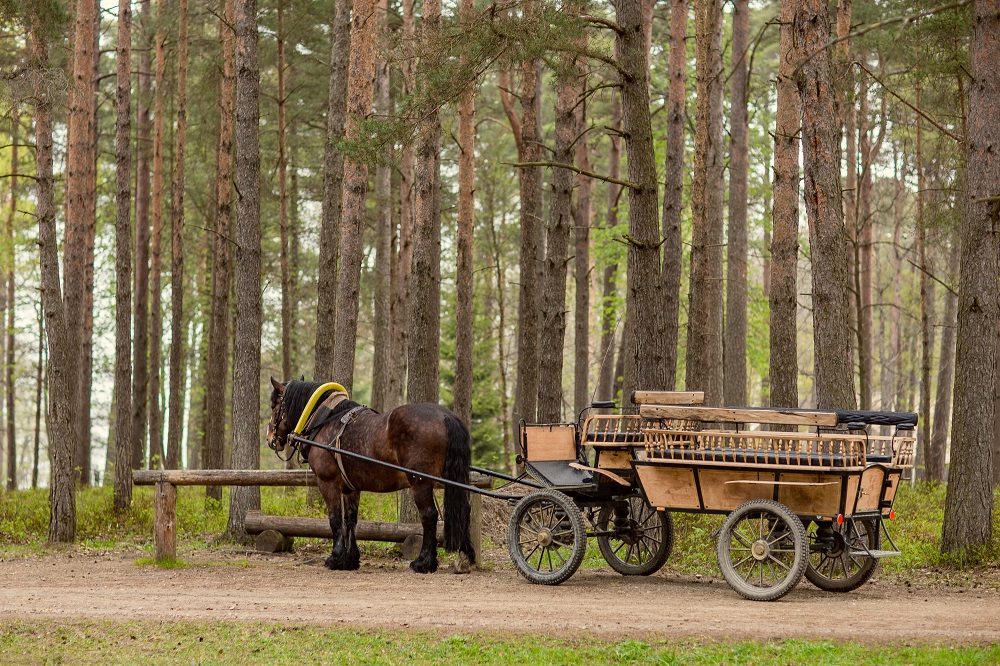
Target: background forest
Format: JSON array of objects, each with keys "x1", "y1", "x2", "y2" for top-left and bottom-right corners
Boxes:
[{"x1": 0, "y1": 0, "x2": 997, "y2": 553}]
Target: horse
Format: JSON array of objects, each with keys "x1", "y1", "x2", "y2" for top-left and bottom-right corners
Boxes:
[{"x1": 266, "y1": 377, "x2": 477, "y2": 574}]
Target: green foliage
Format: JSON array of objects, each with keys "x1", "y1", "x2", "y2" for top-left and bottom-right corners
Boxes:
[{"x1": 1, "y1": 620, "x2": 998, "y2": 665}]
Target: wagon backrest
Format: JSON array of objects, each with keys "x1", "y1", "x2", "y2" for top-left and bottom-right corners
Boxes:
[{"x1": 522, "y1": 424, "x2": 578, "y2": 462}]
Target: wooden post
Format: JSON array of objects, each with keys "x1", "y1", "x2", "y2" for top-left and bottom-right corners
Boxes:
[
  {"x1": 470, "y1": 490, "x2": 482, "y2": 565},
  {"x1": 153, "y1": 480, "x2": 177, "y2": 561}
]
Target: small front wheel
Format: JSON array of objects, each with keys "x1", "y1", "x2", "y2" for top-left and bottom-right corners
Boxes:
[
  {"x1": 716, "y1": 499, "x2": 808, "y2": 601},
  {"x1": 507, "y1": 489, "x2": 587, "y2": 585},
  {"x1": 596, "y1": 496, "x2": 674, "y2": 576},
  {"x1": 805, "y1": 517, "x2": 879, "y2": 592}
]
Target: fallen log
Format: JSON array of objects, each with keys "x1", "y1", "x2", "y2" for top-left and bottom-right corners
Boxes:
[{"x1": 244, "y1": 510, "x2": 443, "y2": 543}]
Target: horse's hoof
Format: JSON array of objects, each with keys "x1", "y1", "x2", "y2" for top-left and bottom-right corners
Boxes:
[
  {"x1": 409, "y1": 558, "x2": 438, "y2": 574},
  {"x1": 325, "y1": 555, "x2": 349, "y2": 570},
  {"x1": 450, "y1": 552, "x2": 473, "y2": 574}
]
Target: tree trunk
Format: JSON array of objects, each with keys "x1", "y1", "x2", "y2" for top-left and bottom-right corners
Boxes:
[
  {"x1": 227, "y1": 0, "x2": 263, "y2": 543},
  {"x1": 333, "y1": 0, "x2": 378, "y2": 392},
  {"x1": 32, "y1": 305, "x2": 44, "y2": 489},
  {"x1": 687, "y1": 0, "x2": 724, "y2": 404},
  {"x1": 574, "y1": 94, "x2": 592, "y2": 416},
  {"x1": 314, "y1": 0, "x2": 353, "y2": 380},
  {"x1": 769, "y1": 0, "x2": 800, "y2": 411},
  {"x1": 407, "y1": 0, "x2": 443, "y2": 404},
  {"x1": 929, "y1": 232, "x2": 959, "y2": 483},
  {"x1": 166, "y1": 0, "x2": 190, "y2": 471},
  {"x1": 856, "y1": 68, "x2": 882, "y2": 412},
  {"x1": 148, "y1": 0, "x2": 168, "y2": 469},
  {"x1": 794, "y1": 0, "x2": 856, "y2": 410},
  {"x1": 4, "y1": 110, "x2": 17, "y2": 490},
  {"x1": 203, "y1": 0, "x2": 236, "y2": 501},
  {"x1": 617, "y1": 0, "x2": 668, "y2": 399},
  {"x1": 915, "y1": 82, "x2": 936, "y2": 480},
  {"x1": 660, "y1": 0, "x2": 686, "y2": 393},
  {"x1": 512, "y1": 0, "x2": 542, "y2": 432},
  {"x1": 277, "y1": 0, "x2": 293, "y2": 383},
  {"x1": 64, "y1": 0, "x2": 98, "y2": 484},
  {"x1": 724, "y1": 0, "x2": 749, "y2": 407},
  {"x1": 112, "y1": 0, "x2": 134, "y2": 510},
  {"x1": 537, "y1": 43, "x2": 578, "y2": 422},
  {"x1": 941, "y1": 0, "x2": 999, "y2": 554},
  {"x1": 371, "y1": 0, "x2": 393, "y2": 413},
  {"x1": 131, "y1": 0, "x2": 153, "y2": 474},
  {"x1": 453, "y1": 0, "x2": 476, "y2": 426},
  {"x1": 31, "y1": 26, "x2": 76, "y2": 541}
]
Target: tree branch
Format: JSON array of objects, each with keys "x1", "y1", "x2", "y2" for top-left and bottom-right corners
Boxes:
[
  {"x1": 504, "y1": 161, "x2": 640, "y2": 190},
  {"x1": 858, "y1": 62, "x2": 962, "y2": 142}
]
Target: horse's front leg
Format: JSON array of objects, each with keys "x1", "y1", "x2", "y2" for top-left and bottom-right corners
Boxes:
[
  {"x1": 320, "y1": 482, "x2": 353, "y2": 571},
  {"x1": 408, "y1": 480, "x2": 439, "y2": 573},
  {"x1": 341, "y1": 490, "x2": 361, "y2": 570}
]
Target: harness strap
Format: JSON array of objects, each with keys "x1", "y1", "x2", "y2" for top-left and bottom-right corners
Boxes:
[
  {"x1": 299, "y1": 395, "x2": 368, "y2": 492},
  {"x1": 331, "y1": 406, "x2": 368, "y2": 492}
]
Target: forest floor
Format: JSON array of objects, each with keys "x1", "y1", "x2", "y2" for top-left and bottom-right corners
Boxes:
[{"x1": 1, "y1": 544, "x2": 999, "y2": 644}]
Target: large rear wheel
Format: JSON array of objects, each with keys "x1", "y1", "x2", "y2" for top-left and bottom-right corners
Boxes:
[
  {"x1": 507, "y1": 489, "x2": 587, "y2": 585},
  {"x1": 805, "y1": 517, "x2": 879, "y2": 592},
  {"x1": 716, "y1": 499, "x2": 807, "y2": 601},
  {"x1": 596, "y1": 496, "x2": 674, "y2": 576}
]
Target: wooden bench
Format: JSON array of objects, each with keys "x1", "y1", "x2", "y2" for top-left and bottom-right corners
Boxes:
[{"x1": 132, "y1": 469, "x2": 490, "y2": 563}]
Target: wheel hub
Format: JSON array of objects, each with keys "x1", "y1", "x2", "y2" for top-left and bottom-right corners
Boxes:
[
  {"x1": 536, "y1": 528, "x2": 553, "y2": 548},
  {"x1": 751, "y1": 539, "x2": 770, "y2": 561}
]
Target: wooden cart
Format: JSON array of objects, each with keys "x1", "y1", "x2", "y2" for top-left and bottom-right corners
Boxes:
[{"x1": 509, "y1": 391, "x2": 915, "y2": 601}]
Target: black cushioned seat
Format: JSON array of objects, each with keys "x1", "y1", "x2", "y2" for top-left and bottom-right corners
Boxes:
[{"x1": 526, "y1": 461, "x2": 596, "y2": 489}]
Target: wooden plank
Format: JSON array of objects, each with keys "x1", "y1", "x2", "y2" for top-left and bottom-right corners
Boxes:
[
  {"x1": 134, "y1": 469, "x2": 317, "y2": 486},
  {"x1": 631, "y1": 390, "x2": 705, "y2": 406},
  {"x1": 639, "y1": 404, "x2": 839, "y2": 427},
  {"x1": 777, "y1": 473, "x2": 844, "y2": 516},
  {"x1": 153, "y1": 481, "x2": 177, "y2": 562},
  {"x1": 635, "y1": 465, "x2": 701, "y2": 509},
  {"x1": 698, "y1": 470, "x2": 776, "y2": 510},
  {"x1": 523, "y1": 425, "x2": 577, "y2": 462},
  {"x1": 244, "y1": 510, "x2": 443, "y2": 542}
]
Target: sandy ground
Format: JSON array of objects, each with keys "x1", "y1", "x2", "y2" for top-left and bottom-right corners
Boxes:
[{"x1": 1, "y1": 547, "x2": 998, "y2": 643}]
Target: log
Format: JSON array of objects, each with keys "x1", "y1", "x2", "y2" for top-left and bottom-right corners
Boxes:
[
  {"x1": 631, "y1": 390, "x2": 706, "y2": 406},
  {"x1": 153, "y1": 481, "x2": 177, "y2": 561},
  {"x1": 255, "y1": 529, "x2": 294, "y2": 553},
  {"x1": 639, "y1": 404, "x2": 840, "y2": 427},
  {"x1": 244, "y1": 510, "x2": 443, "y2": 542},
  {"x1": 133, "y1": 469, "x2": 316, "y2": 486}
]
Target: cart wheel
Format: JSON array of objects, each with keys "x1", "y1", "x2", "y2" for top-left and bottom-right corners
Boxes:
[
  {"x1": 716, "y1": 499, "x2": 808, "y2": 601},
  {"x1": 805, "y1": 517, "x2": 879, "y2": 592},
  {"x1": 507, "y1": 489, "x2": 587, "y2": 585},
  {"x1": 596, "y1": 497, "x2": 674, "y2": 576}
]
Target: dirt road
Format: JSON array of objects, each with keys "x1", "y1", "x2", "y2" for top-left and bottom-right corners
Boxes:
[{"x1": 1, "y1": 549, "x2": 997, "y2": 643}]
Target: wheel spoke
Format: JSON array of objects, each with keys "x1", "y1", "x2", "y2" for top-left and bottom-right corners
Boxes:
[{"x1": 767, "y1": 554, "x2": 791, "y2": 572}]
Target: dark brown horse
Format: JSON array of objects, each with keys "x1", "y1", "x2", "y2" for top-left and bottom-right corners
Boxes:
[{"x1": 267, "y1": 378, "x2": 476, "y2": 574}]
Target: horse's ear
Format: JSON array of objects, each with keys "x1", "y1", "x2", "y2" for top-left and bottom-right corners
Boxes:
[{"x1": 270, "y1": 376, "x2": 284, "y2": 394}]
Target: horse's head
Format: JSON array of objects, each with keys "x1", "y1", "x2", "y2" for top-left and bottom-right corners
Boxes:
[{"x1": 267, "y1": 376, "x2": 292, "y2": 452}]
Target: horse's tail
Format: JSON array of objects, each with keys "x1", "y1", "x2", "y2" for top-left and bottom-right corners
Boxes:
[{"x1": 442, "y1": 413, "x2": 476, "y2": 562}]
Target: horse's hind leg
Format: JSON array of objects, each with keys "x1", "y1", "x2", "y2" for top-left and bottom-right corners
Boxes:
[{"x1": 408, "y1": 480, "x2": 439, "y2": 574}]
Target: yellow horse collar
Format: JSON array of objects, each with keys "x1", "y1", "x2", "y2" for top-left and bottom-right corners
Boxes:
[{"x1": 292, "y1": 382, "x2": 349, "y2": 435}]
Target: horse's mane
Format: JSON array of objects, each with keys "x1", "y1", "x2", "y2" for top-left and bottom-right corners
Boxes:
[{"x1": 276, "y1": 380, "x2": 358, "y2": 424}]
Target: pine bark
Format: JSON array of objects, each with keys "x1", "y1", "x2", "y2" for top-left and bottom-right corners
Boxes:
[
  {"x1": 277, "y1": 0, "x2": 293, "y2": 382},
  {"x1": 407, "y1": 0, "x2": 444, "y2": 404},
  {"x1": 148, "y1": 0, "x2": 168, "y2": 468},
  {"x1": 203, "y1": 0, "x2": 236, "y2": 499},
  {"x1": 617, "y1": 0, "x2": 668, "y2": 397},
  {"x1": 686, "y1": 0, "x2": 724, "y2": 404},
  {"x1": 4, "y1": 111, "x2": 17, "y2": 490},
  {"x1": 660, "y1": 0, "x2": 686, "y2": 393},
  {"x1": 166, "y1": 0, "x2": 190, "y2": 471},
  {"x1": 929, "y1": 233, "x2": 959, "y2": 483},
  {"x1": 915, "y1": 84, "x2": 936, "y2": 480},
  {"x1": 31, "y1": 26, "x2": 76, "y2": 541},
  {"x1": 227, "y1": 0, "x2": 263, "y2": 542},
  {"x1": 537, "y1": 48, "x2": 578, "y2": 422},
  {"x1": 769, "y1": 0, "x2": 800, "y2": 410},
  {"x1": 453, "y1": 0, "x2": 476, "y2": 426},
  {"x1": 113, "y1": 0, "x2": 134, "y2": 510},
  {"x1": 512, "y1": 0, "x2": 542, "y2": 429},
  {"x1": 724, "y1": 0, "x2": 749, "y2": 406},
  {"x1": 794, "y1": 0, "x2": 856, "y2": 410},
  {"x1": 32, "y1": 307, "x2": 44, "y2": 489},
  {"x1": 597, "y1": 99, "x2": 622, "y2": 402},
  {"x1": 941, "y1": 0, "x2": 999, "y2": 554},
  {"x1": 132, "y1": 0, "x2": 153, "y2": 473},
  {"x1": 371, "y1": 0, "x2": 394, "y2": 413},
  {"x1": 314, "y1": 0, "x2": 353, "y2": 380},
  {"x1": 574, "y1": 96, "x2": 592, "y2": 416}
]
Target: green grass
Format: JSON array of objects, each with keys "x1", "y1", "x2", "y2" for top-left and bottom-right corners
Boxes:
[{"x1": 0, "y1": 620, "x2": 997, "y2": 665}]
